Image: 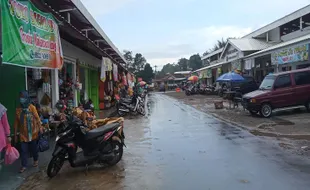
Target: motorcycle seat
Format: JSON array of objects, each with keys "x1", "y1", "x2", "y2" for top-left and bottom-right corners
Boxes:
[
  {"x1": 121, "y1": 98, "x2": 132, "y2": 103},
  {"x1": 86, "y1": 123, "x2": 120, "y2": 140}
]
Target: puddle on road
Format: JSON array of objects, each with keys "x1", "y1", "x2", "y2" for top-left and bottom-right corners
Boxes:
[{"x1": 17, "y1": 93, "x2": 310, "y2": 190}]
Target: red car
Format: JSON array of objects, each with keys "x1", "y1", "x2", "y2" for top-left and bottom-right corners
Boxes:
[{"x1": 242, "y1": 68, "x2": 310, "y2": 118}]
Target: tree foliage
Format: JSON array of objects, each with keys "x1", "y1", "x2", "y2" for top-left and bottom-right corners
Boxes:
[
  {"x1": 177, "y1": 58, "x2": 189, "y2": 71},
  {"x1": 136, "y1": 63, "x2": 154, "y2": 83},
  {"x1": 123, "y1": 50, "x2": 154, "y2": 82},
  {"x1": 123, "y1": 51, "x2": 147, "y2": 74},
  {"x1": 157, "y1": 63, "x2": 180, "y2": 78},
  {"x1": 188, "y1": 54, "x2": 202, "y2": 71}
]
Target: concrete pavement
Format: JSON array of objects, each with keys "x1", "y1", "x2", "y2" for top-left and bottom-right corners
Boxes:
[{"x1": 15, "y1": 93, "x2": 310, "y2": 190}]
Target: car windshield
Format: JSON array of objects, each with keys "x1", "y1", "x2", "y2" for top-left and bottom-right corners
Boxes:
[{"x1": 259, "y1": 76, "x2": 275, "y2": 90}]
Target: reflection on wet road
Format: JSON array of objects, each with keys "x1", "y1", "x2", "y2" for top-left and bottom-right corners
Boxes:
[{"x1": 19, "y1": 93, "x2": 310, "y2": 190}]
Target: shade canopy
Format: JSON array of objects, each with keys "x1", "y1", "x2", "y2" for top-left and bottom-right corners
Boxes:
[{"x1": 216, "y1": 72, "x2": 244, "y2": 82}]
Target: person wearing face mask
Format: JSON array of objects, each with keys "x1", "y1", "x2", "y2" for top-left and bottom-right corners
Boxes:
[{"x1": 14, "y1": 91, "x2": 42, "y2": 173}]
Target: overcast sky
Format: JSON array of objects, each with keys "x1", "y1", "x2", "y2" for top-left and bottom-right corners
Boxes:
[{"x1": 80, "y1": 0, "x2": 309, "y2": 69}]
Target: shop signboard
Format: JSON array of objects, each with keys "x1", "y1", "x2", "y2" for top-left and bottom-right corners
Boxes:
[
  {"x1": 231, "y1": 60, "x2": 241, "y2": 71},
  {"x1": 1, "y1": 0, "x2": 63, "y2": 69},
  {"x1": 206, "y1": 69, "x2": 212, "y2": 79},
  {"x1": 271, "y1": 44, "x2": 309, "y2": 65}
]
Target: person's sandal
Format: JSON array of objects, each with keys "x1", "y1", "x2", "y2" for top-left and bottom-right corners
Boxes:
[
  {"x1": 33, "y1": 161, "x2": 39, "y2": 167},
  {"x1": 19, "y1": 167, "x2": 26, "y2": 173}
]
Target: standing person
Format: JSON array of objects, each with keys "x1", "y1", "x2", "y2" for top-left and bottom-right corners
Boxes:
[
  {"x1": 0, "y1": 103, "x2": 11, "y2": 167},
  {"x1": 14, "y1": 91, "x2": 42, "y2": 173}
]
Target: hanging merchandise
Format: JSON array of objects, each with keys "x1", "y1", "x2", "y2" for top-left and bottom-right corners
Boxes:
[
  {"x1": 100, "y1": 57, "x2": 106, "y2": 82},
  {"x1": 132, "y1": 74, "x2": 136, "y2": 83},
  {"x1": 104, "y1": 58, "x2": 113, "y2": 72},
  {"x1": 32, "y1": 69, "x2": 42, "y2": 80},
  {"x1": 113, "y1": 64, "x2": 118, "y2": 81},
  {"x1": 109, "y1": 71, "x2": 112, "y2": 80},
  {"x1": 42, "y1": 83, "x2": 51, "y2": 94},
  {"x1": 218, "y1": 68, "x2": 222, "y2": 75},
  {"x1": 127, "y1": 73, "x2": 132, "y2": 83},
  {"x1": 122, "y1": 73, "x2": 128, "y2": 86},
  {"x1": 40, "y1": 93, "x2": 51, "y2": 106}
]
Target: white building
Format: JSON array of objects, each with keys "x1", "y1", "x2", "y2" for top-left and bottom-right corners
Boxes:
[{"x1": 196, "y1": 4, "x2": 310, "y2": 83}]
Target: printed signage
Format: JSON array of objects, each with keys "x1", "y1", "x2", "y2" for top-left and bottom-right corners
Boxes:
[
  {"x1": 226, "y1": 48, "x2": 239, "y2": 61},
  {"x1": 1, "y1": 0, "x2": 63, "y2": 69},
  {"x1": 271, "y1": 44, "x2": 309, "y2": 65}
]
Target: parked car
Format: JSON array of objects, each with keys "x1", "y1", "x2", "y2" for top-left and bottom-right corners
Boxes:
[
  {"x1": 218, "y1": 75, "x2": 258, "y2": 97},
  {"x1": 242, "y1": 68, "x2": 310, "y2": 118}
]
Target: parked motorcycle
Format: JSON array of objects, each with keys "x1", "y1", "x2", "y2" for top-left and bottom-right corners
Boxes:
[
  {"x1": 205, "y1": 85, "x2": 216, "y2": 95},
  {"x1": 116, "y1": 93, "x2": 145, "y2": 116},
  {"x1": 185, "y1": 85, "x2": 199, "y2": 96},
  {"x1": 47, "y1": 116, "x2": 125, "y2": 178}
]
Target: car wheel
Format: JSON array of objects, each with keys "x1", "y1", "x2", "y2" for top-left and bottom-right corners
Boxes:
[
  {"x1": 306, "y1": 101, "x2": 310, "y2": 112},
  {"x1": 260, "y1": 103, "x2": 272, "y2": 118}
]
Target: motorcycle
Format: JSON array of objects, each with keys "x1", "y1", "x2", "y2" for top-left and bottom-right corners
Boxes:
[
  {"x1": 46, "y1": 116, "x2": 125, "y2": 178},
  {"x1": 185, "y1": 85, "x2": 199, "y2": 96},
  {"x1": 116, "y1": 93, "x2": 145, "y2": 116},
  {"x1": 205, "y1": 85, "x2": 216, "y2": 95}
]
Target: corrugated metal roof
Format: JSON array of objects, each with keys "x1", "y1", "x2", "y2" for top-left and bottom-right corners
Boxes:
[
  {"x1": 71, "y1": 0, "x2": 127, "y2": 64},
  {"x1": 244, "y1": 33, "x2": 310, "y2": 59},
  {"x1": 194, "y1": 60, "x2": 229, "y2": 72},
  {"x1": 201, "y1": 48, "x2": 224, "y2": 60},
  {"x1": 229, "y1": 38, "x2": 275, "y2": 51},
  {"x1": 174, "y1": 71, "x2": 192, "y2": 75},
  {"x1": 243, "y1": 5, "x2": 310, "y2": 38}
]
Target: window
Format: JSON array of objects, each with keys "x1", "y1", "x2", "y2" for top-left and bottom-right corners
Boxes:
[
  {"x1": 274, "y1": 74, "x2": 291, "y2": 89},
  {"x1": 294, "y1": 71, "x2": 310, "y2": 86},
  {"x1": 260, "y1": 76, "x2": 275, "y2": 90}
]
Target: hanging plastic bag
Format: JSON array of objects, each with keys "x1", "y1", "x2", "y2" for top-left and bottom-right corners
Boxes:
[{"x1": 5, "y1": 144, "x2": 20, "y2": 165}]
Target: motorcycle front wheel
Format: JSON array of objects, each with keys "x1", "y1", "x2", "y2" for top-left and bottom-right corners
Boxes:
[
  {"x1": 137, "y1": 106, "x2": 146, "y2": 116},
  {"x1": 117, "y1": 104, "x2": 127, "y2": 117},
  {"x1": 47, "y1": 153, "x2": 66, "y2": 178},
  {"x1": 106, "y1": 141, "x2": 123, "y2": 166}
]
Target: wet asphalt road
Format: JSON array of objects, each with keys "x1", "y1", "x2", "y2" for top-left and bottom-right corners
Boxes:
[{"x1": 19, "y1": 93, "x2": 310, "y2": 190}]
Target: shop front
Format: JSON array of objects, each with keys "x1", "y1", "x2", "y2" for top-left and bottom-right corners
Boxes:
[{"x1": 0, "y1": 0, "x2": 63, "y2": 127}]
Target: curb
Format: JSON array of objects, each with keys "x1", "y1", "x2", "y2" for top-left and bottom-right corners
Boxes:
[
  {"x1": 209, "y1": 111, "x2": 310, "y2": 140},
  {"x1": 164, "y1": 94, "x2": 310, "y2": 141}
]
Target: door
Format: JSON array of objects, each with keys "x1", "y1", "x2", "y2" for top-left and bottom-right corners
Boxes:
[
  {"x1": 271, "y1": 74, "x2": 294, "y2": 108},
  {"x1": 88, "y1": 69, "x2": 99, "y2": 110},
  {"x1": 293, "y1": 71, "x2": 310, "y2": 105},
  {"x1": 0, "y1": 65, "x2": 26, "y2": 129}
]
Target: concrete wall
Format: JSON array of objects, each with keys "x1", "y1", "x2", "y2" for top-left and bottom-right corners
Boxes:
[
  {"x1": 61, "y1": 39, "x2": 101, "y2": 68},
  {"x1": 268, "y1": 27, "x2": 281, "y2": 42}
]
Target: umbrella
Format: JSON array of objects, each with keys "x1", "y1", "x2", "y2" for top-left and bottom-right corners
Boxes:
[
  {"x1": 216, "y1": 72, "x2": 244, "y2": 82},
  {"x1": 188, "y1": 76, "x2": 198, "y2": 82},
  {"x1": 139, "y1": 81, "x2": 146, "y2": 86}
]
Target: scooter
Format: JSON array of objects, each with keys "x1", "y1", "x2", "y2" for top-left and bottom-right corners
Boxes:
[
  {"x1": 185, "y1": 85, "x2": 199, "y2": 96},
  {"x1": 46, "y1": 116, "x2": 125, "y2": 178},
  {"x1": 116, "y1": 93, "x2": 145, "y2": 116}
]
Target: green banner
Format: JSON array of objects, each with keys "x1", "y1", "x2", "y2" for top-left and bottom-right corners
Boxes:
[{"x1": 1, "y1": 0, "x2": 63, "y2": 69}]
